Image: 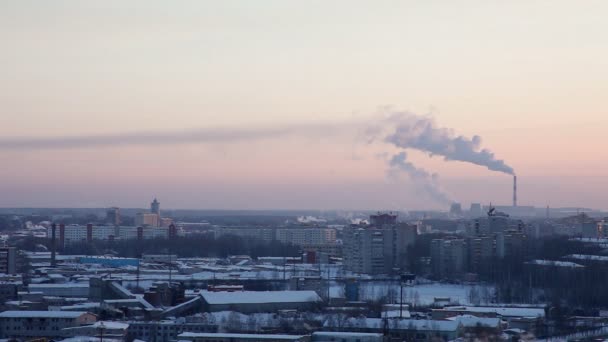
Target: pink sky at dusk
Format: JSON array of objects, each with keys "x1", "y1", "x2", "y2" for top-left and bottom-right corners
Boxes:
[{"x1": 1, "y1": 1, "x2": 607, "y2": 210}]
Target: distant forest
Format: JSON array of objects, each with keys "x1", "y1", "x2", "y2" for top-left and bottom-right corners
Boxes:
[{"x1": 15, "y1": 234, "x2": 301, "y2": 259}]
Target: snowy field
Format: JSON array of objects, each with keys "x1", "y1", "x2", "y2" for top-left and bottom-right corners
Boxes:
[{"x1": 355, "y1": 282, "x2": 495, "y2": 306}]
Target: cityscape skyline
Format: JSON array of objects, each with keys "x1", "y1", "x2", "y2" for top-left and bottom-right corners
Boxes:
[{"x1": 2, "y1": 2, "x2": 608, "y2": 341}]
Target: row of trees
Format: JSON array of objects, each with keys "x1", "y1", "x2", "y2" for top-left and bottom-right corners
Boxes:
[
  {"x1": 405, "y1": 233, "x2": 608, "y2": 309},
  {"x1": 15, "y1": 234, "x2": 301, "y2": 259}
]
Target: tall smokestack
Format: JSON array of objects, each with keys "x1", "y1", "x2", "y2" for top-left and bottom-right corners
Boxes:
[{"x1": 513, "y1": 175, "x2": 518, "y2": 207}]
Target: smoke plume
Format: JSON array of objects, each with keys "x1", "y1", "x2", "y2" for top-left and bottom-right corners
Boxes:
[
  {"x1": 372, "y1": 111, "x2": 515, "y2": 175},
  {"x1": 388, "y1": 151, "x2": 453, "y2": 205},
  {"x1": 0, "y1": 109, "x2": 513, "y2": 207},
  {"x1": 0, "y1": 124, "x2": 336, "y2": 150}
]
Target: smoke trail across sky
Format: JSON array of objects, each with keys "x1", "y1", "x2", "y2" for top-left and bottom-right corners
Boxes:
[
  {"x1": 0, "y1": 124, "x2": 338, "y2": 150},
  {"x1": 0, "y1": 109, "x2": 514, "y2": 206},
  {"x1": 370, "y1": 110, "x2": 515, "y2": 175},
  {"x1": 387, "y1": 151, "x2": 453, "y2": 205}
]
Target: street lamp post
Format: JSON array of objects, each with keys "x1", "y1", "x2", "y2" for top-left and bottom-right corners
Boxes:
[
  {"x1": 97, "y1": 321, "x2": 106, "y2": 342},
  {"x1": 400, "y1": 281, "x2": 404, "y2": 319}
]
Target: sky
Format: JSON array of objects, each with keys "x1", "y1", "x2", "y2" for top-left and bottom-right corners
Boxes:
[{"x1": 0, "y1": 1, "x2": 607, "y2": 210}]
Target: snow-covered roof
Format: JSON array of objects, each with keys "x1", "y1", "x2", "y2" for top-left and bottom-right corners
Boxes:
[
  {"x1": 313, "y1": 332, "x2": 384, "y2": 337},
  {"x1": 526, "y1": 260, "x2": 584, "y2": 268},
  {"x1": 565, "y1": 254, "x2": 608, "y2": 262},
  {"x1": 325, "y1": 318, "x2": 460, "y2": 332},
  {"x1": 446, "y1": 314, "x2": 502, "y2": 327},
  {"x1": 443, "y1": 306, "x2": 545, "y2": 318},
  {"x1": 381, "y1": 310, "x2": 411, "y2": 318},
  {"x1": 0, "y1": 311, "x2": 89, "y2": 318},
  {"x1": 92, "y1": 321, "x2": 129, "y2": 329},
  {"x1": 60, "y1": 303, "x2": 100, "y2": 310},
  {"x1": 178, "y1": 333, "x2": 306, "y2": 340},
  {"x1": 199, "y1": 290, "x2": 322, "y2": 305},
  {"x1": 29, "y1": 283, "x2": 89, "y2": 288},
  {"x1": 59, "y1": 337, "x2": 121, "y2": 342}
]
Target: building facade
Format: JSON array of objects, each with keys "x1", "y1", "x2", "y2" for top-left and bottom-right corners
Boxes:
[
  {"x1": 343, "y1": 220, "x2": 417, "y2": 275},
  {"x1": 136, "y1": 212, "x2": 160, "y2": 227},
  {"x1": 106, "y1": 207, "x2": 121, "y2": 226},
  {"x1": 0, "y1": 247, "x2": 17, "y2": 274},
  {"x1": 0, "y1": 311, "x2": 96, "y2": 339},
  {"x1": 430, "y1": 238, "x2": 467, "y2": 279}
]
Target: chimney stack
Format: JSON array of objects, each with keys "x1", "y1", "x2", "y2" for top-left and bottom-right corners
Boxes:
[{"x1": 513, "y1": 175, "x2": 518, "y2": 207}]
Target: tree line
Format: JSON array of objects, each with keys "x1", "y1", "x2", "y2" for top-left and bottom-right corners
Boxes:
[{"x1": 15, "y1": 234, "x2": 301, "y2": 259}]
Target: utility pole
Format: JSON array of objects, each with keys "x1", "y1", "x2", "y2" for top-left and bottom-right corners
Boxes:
[
  {"x1": 327, "y1": 267, "x2": 331, "y2": 304},
  {"x1": 136, "y1": 254, "x2": 141, "y2": 290},
  {"x1": 97, "y1": 322, "x2": 105, "y2": 342},
  {"x1": 400, "y1": 282, "x2": 404, "y2": 318},
  {"x1": 50, "y1": 223, "x2": 56, "y2": 268},
  {"x1": 168, "y1": 248, "x2": 172, "y2": 284}
]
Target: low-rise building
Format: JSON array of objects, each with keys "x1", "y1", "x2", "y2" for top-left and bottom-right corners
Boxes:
[
  {"x1": 199, "y1": 290, "x2": 322, "y2": 313},
  {"x1": 178, "y1": 332, "x2": 310, "y2": 342},
  {"x1": 28, "y1": 283, "x2": 89, "y2": 298},
  {"x1": 324, "y1": 317, "x2": 461, "y2": 342},
  {"x1": 312, "y1": 331, "x2": 384, "y2": 342},
  {"x1": 127, "y1": 320, "x2": 218, "y2": 341},
  {"x1": 0, "y1": 310, "x2": 96, "y2": 339}
]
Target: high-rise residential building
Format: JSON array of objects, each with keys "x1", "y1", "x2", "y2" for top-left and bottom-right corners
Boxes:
[
  {"x1": 496, "y1": 230, "x2": 527, "y2": 258},
  {"x1": 106, "y1": 207, "x2": 121, "y2": 226},
  {"x1": 369, "y1": 212, "x2": 398, "y2": 226},
  {"x1": 213, "y1": 226, "x2": 276, "y2": 242},
  {"x1": 449, "y1": 203, "x2": 463, "y2": 217},
  {"x1": 599, "y1": 218, "x2": 608, "y2": 238},
  {"x1": 467, "y1": 235, "x2": 494, "y2": 274},
  {"x1": 343, "y1": 227, "x2": 385, "y2": 274},
  {"x1": 430, "y1": 238, "x2": 467, "y2": 279},
  {"x1": 160, "y1": 217, "x2": 174, "y2": 228},
  {"x1": 275, "y1": 228, "x2": 337, "y2": 245},
  {"x1": 469, "y1": 203, "x2": 483, "y2": 218},
  {"x1": 0, "y1": 247, "x2": 17, "y2": 275},
  {"x1": 343, "y1": 214, "x2": 417, "y2": 275},
  {"x1": 47, "y1": 224, "x2": 181, "y2": 245},
  {"x1": 135, "y1": 212, "x2": 160, "y2": 227},
  {"x1": 473, "y1": 214, "x2": 512, "y2": 235},
  {"x1": 151, "y1": 198, "x2": 161, "y2": 216}
]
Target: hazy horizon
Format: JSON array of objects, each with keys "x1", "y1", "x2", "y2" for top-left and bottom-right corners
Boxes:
[{"x1": 2, "y1": 1, "x2": 607, "y2": 210}]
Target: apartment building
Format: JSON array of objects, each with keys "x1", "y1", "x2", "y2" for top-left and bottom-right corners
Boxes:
[
  {"x1": 430, "y1": 238, "x2": 467, "y2": 279},
  {"x1": 0, "y1": 311, "x2": 96, "y2": 339},
  {"x1": 343, "y1": 220, "x2": 417, "y2": 275}
]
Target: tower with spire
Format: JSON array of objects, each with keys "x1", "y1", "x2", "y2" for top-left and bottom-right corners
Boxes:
[{"x1": 151, "y1": 198, "x2": 160, "y2": 216}]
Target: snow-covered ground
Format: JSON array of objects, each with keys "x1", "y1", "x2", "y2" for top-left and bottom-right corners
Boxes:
[{"x1": 355, "y1": 282, "x2": 495, "y2": 306}]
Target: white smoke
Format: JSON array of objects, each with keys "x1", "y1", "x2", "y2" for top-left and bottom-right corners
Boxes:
[
  {"x1": 369, "y1": 110, "x2": 515, "y2": 175},
  {"x1": 388, "y1": 151, "x2": 453, "y2": 205},
  {"x1": 0, "y1": 109, "x2": 514, "y2": 207},
  {"x1": 296, "y1": 216, "x2": 327, "y2": 224}
]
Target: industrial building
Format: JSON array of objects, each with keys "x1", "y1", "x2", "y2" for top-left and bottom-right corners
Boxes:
[
  {"x1": 178, "y1": 332, "x2": 310, "y2": 342},
  {"x1": 0, "y1": 311, "x2": 97, "y2": 339},
  {"x1": 199, "y1": 290, "x2": 322, "y2": 313}
]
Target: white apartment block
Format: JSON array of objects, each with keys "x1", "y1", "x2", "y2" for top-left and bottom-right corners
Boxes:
[
  {"x1": 275, "y1": 228, "x2": 336, "y2": 245},
  {"x1": 47, "y1": 225, "x2": 183, "y2": 245}
]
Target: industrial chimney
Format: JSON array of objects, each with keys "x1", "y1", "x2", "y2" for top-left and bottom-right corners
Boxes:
[{"x1": 513, "y1": 175, "x2": 518, "y2": 207}]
